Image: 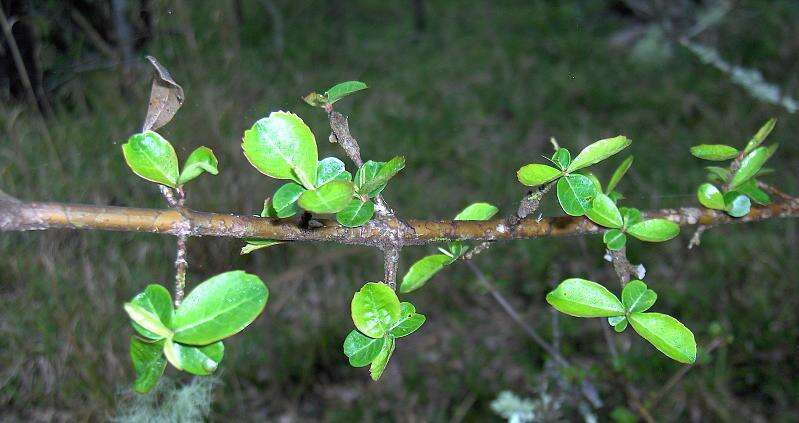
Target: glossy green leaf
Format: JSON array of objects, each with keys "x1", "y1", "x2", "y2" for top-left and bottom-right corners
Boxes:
[
  {"x1": 730, "y1": 144, "x2": 778, "y2": 189},
  {"x1": 620, "y1": 207, "x2": 642, "y2": 227},
  {"x1": 178, "y1": 146, "x2": 218, "y2": 185},
  {"x1": 354, "y1": 161, "x2": 385, "y2": 196},
  {"x1": 122, "y1": 131, "x2": 179, "y2": 187},
  {"x1": 743, "y1": 118, "x2": 776, "y2": 154},
  {"x1": 584, "y1": 172, "x2": 602, "y2": 192},
  {"x1": 242, "y1": 111, "x2": 318, "y2": 189},
  {"x1": 389, "y1": 302, "x2": 426, "y2": 338},
  {"x1": 316, "y1": 157, "x2": 347, "y2": 187},
  {"x1": 356, "y1": 156, "x2": 406, "y2": 197},
  {"x1": 627, "y1": 219, "x2": 679, "y2": 242},
  {"x1": 723, "y1": 191, "x2": 751, "y2": 217},
  {"x1": 260, "y1": 198, "x2": 278, "y2": 218},
  {"x1": 696, "y1": 183, "x2": 725, "y2": 210},
  {"x1": 124, "y1": 302, "x2": 173, "y2": 340},
  {"x1": 129, "y1": 284, "x2": 173, "y2": 340},
  {"x1": 163, "y1": 340, "x2": 224, "y2": 375},
  {"x1": 240, "y1": 239, "x2": 282, "y2": 255},
  {"x1": 351, "y1": 282, "x2": 401, "y2": 338},
  {"x1": 516, "y1": 164, "x2": 561, "y2": 187},
  {"x1": 399, "y1": 254, "x2": 453, "y2": 293},
  {"x1": 621, "y1": 280, "x2": 657, "y2": 313},
  {"x1": 326, "y1": 81, "x2": 368, "y2": 103},
  {"x1": 628, "y1": 312, "x2": 696, "y2": 364},
  {"x1": 737, "y1": 179, "x2": 771, "y2": 205},
  {"x1": 272, "y1": 182, "x2": 305, "y2": 218},
  {"x1": 336, "y1": 198, "x2": 375, "y2": 227},
  {"x1": 298, "y1": 180, "x2": 355, "y2": 214},
  {"x1": 172, "y1": 271, "x2": 268, "y2": 345},
  {"x1": 606, "y1": 156, "x2": 633, "y2": 194},
  {"x1": 343, "y1": 330, "x2": 386, "y2": 367},
  {"x1": 705, "y1": 166, "x2": 730, "y2": 183},
  {"x1": 690, "y1": 144, "x2": 739, "y2": 161},
  {"x1": 546, "y1": 278, "x2": 625, "y2": 318},
  {"x1": 454, "y1": 203, "x2": 499, "y2": 221},
  {"x1": 369, "y1": 336, "x2": 395, "y2": 381},
  {"x1": 567, "y1": 135, "x2": 631, "y2": 172},
  {"x1": 130, "y1": 337, "x2": 167, "y2": 394},
  {"x1": 608, "y1": 316, "x2": 628, "y2": 333},
  {"x1": 556, "y1": 174, "x2": 597, "y2": 216},
  {"x1": 603, "y1": 229, "x2": 627, "y2": 251},
  {"x1": 552, "y1": 148, "x2": 571, "y2": 170},
  {"x1": 586, "y1": 193, "x2": 623, "y2": 228},
  {"x1": 445, "y1": 242, "x2": 466, "y2": 259}
]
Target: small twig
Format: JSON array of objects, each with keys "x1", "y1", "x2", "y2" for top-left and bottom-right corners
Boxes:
[
  {"x1": 382, "y1": 246, "x2": 401, "y2": 290},
  {"x1": 688, "y1": 224, "x2": 709, "y2": 249},
  {"x1": 758, "y1": 181, "x2": 793, "y2": 201},
  {"x1": 608, "y1": 247, "x2": 639, "y2": 287},
  {"x1": 508, "y1": 181, "x2": 556, "y2": 229},
  {"x1": 328, "y1": 111, "x2": 364, "y2": 167}
]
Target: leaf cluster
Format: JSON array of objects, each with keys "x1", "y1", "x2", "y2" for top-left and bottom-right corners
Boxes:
[{"x1": 122, "y1": 131, "x2": 218, "y2": 188}]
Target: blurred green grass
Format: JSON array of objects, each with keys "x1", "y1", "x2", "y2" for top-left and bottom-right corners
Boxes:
[{"x1": 1, "y1": 0, "x2": 798, "y2": 421}]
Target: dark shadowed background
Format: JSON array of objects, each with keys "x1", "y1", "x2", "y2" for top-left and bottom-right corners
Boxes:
[{"x1": 1, "y1": 0, "x2": 798, "y2": 421}]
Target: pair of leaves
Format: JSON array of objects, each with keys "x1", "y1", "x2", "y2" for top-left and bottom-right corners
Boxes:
[
  {"x1": 122, "y1": 131, "x2": 219, "y2": 188},
  {"x1": 303, "y1": 80, "x2": 368, "y2": 107},
  {"x1": 344, "y1": 283, "x2": 425, "y2": 380},
  {"x1": 124, "y1": 271, "x2": 268, "y2": 393},
  {"x1": 546, "y1": 279, "x2": 696, "y2": 364},
  {"x1": 696, "y1": 183, "x2": 752, "y2": 217},
  {"x1": 587, "y1": 199, "x2": 680, "y2": 250},
  {"x1": 399, "y1": 203, "x2": 499, "y2": 293}
]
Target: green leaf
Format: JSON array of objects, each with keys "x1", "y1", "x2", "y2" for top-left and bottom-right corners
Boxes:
[
  {"x1": 124, "y1": 302, "x2": 173, "y2": 340},
  {"x1": 567, "y1": 135, "x2": 631, "y2": 172},
  {"x1": 260, "y1": 198, "x2": 278, "y2": 218},
  {"x1": 130, "y1": 337, "x2": 167, "y2": 394},
  {"x1": 242, "y1": 111, "x2": 318, "y2": 189},
  {"x1": 172, "y1": 271, "x2": 268, "y2": 345},
  {"x1": 696, "y1": 183, "x2": 725, "y2": 210},
  {"x1": 730, "y1": 144, "x2": 778, "y2": 189},
  {"x1": 351, "y1": 282, "x2": 401, "y2": 338},
  {"x1": 389, "y1": 302, "x2": 426, "y2": 338},
  {"x1": 122, "y1": 131, "x2": 179, "y2": 187},
  {"x1": 129, "y1": 284, "x2": 173, "y2": 340},
  {"x1": 336, "y1": 198, "x2": 375, "y2": 227},
  {"x1": 454, "y1": 203, "x2": 499, "y2": 221},
  {"x1": 705, "y1": 166, "x2": 730, "y2": 183},
  {"x1": 343, "y1": 330, "x2": 386, "y2": 367},
  {"x1": 606, "y1": 156, "x2": 633, "y2": 194},
  {"x1": 178, "y1": 146, "x2": 218, "y2": 185},
  {"x1": 298, "y1": 180, "x2": 355, "y2": 214},
  {"x1": 627, "y1": 219, "x2": 679, "y2": 242},
  {"x1": 240, "y1": 239, "x2": 282, "y2": 255},
  {"x1": 315, "y1": 157, "x2": 347, "y2": 187},
  {"x1": 552, "y1": 148, "x2": 571, "y2": 170},
  {"x1": 621, "y1": 280, "x2": 657, "y2": 313},
  {"x1": 608, "y1": 316, "x2": 628, "y2": 333},
  {"x1": 603, "y1": 229, "x2": 627, "y2": 251},
  {"x1": 546, "y1": 278, "x2": 625, "y2": 318},
  {"x1": 356, "y1": 156, "x2": 406, "y2": 197},
  {"x1": 620, "y1": 207, "x2": 642, "y2": 227},
  {"x1": 743, "y1": 118, "x2": 776, "y2": 154},
  {"x1": 607, "y1": 191, "x2": 625, "y2": 203},
  {"x1": 163, "y1": 340, "x2": 224, "y2": 375},
  {"x1": 628, "y1": 312, "x2": 696, "y2": 364},
  {"x1": 556, "y1": 174, "x2": 597, "y2": 216},
  {"x1": 399, "y1": 254, "x2": 453, "y2": 293},
  {"x1": 326, "y1": 81, "x2": 368, "y2": 104},
  {"x1": 689, "y1": 144, "x2": 739, "y2": 161},
  {"x1": 369, "y1": 336, "x2": 395, "y2": 381},
  {"x1": 583, "y1": 172, "x2": 602, "y2": 192},
  {"x1": 302, "y1": 92, "x2": 327, "y2": 107},
  {"x1": 737, "y1": 179, "x2": 771, "y2": 206},
  {"x1": 516, "y1": 164, "x2": 562, "y2": 187},
  {"x1": 272, "y1": 182, "x2": 305, "y2": 218},
  {"x1": 586, "y1": 193, "x2": 623, "y2": 228},
  {"x1": 723, "y1": 191, "x2": 751, "y2": 217}
]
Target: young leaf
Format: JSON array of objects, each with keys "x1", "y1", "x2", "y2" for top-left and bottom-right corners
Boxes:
[
  {"x1": 556, "y1": 174, "x2": 597, "y2": 216},
  {"x1": 454, "y1": 203, "x2": 499, "y2": 221},
  {"x1": 608, "y1": 316, "x2": 628, "y2": 333},
  {"x1": 178, "y1": 146, "x2": 218, "y2": 185},
  {"x1": 627, "y1": 219, "x2": 680, "y2": 242},
  {"x1": 172, "y1": 271, "x2": 268, "y2": 345},
  {"x1": 567, "y1": 135, "x2": 631, "y2": 172},
  {"x1": 628, "y1": 312, "x2": 697, "y2": 364},
  {"x1": 272, "y1": 182, "x2": 306, "y2": 218},
  {"x1": 163, "y1": 341, "x2": 224, "y2": 376},
  {"x1": 584, "y1": 172, "x2": 602, "y2": 192},
  {"x1": 302, "y1": 92, "x2": 327, "y2": 107},
  {"x1": 546, "y1": 278, "x2": 625, "y2": 318},
  {"x1": 696, "y1": 183, "x2": 725, "y2": 210},
  {"x1": 606, "y1": 156, "x2": 633, "y2": 194},
  {"x1": 737, "y1": 179, "x2": 771, "y2": 205},
  {"x1": 516, "y1": 164, "x2": 561, "y2": 187},
  {"x1": 603, "y1": 229, "x2": 627, "y2": 251},
  {"x1": 260, "y1": 198, "x2": 278, "y2": 218},
  {"x1": 705, "y1": 166, "x2": 730, "y2": 183},
  {"x1": 242, "y1": 111, "x2": 318, "y2": 189},
  {"x1": 336, "y1": 198, "x2": 375, "y2": 227},
  {"x1": 389, "y1": 303, "x2": 426, "y2": 338},
  {"x1": 356, "y1": 156, "x2": 406, "y2": 197},
  {"x1": 351, "y1": 282, "x2": 401, "y2": 338},
  {"x1": 399, "y1": 254, "x2": 453, "y2": 293},
  {"x1": 240, "y1": 239, "x2": 282, "y2": 255},
  {"x1": 124, "y1": 302, "x2": 173, "y2": 340},
  {"x1": 343, "y1": 330, "x2": 386, "y2": 367},
  {"x1": 122, "y1": 131, "x2": 179, "y2": 187},
  {"x1": 298, "y1": 180, "x2": 355, "y2": 214},
  {"x1": 130, "y1": 337, "x2": 167, "y2": 394},
  {"x1": 552, "y1": 148, "x2": 571, "y2": 170},
  {"x1": 729, "y1": 144, "x2": 778, "y2": 189},
  {"x1": 128, "y1": 284, "x2": 173, "y2": 340},
  {"x1": 354, "y1": 161, "x2": 385, "y2": 195},
  {"x1": 316, "y1": 157, "x2": 347, "y2": 187},
  {"x1": 586, "y1": 193, "x2": 623, "y2": 228},
  {"x1": 723, "y1": 191, "x2": 751, "y2": 217},
  {"x1": 743, "y1": 118, "x2": 776, "y2": 154},
  {"x1": 370, "y1": 336, "x2": 396, "y2": 381},
  {"x1": 621, "y1": 280, "x2": 657, "y2": 313},
  {"x1": 689, "y1": 144, "x2": 739, "y2": 161},
  {"x1": 326, "y1": 81, "x2": 368, "y2": 104},
  {"x1": 620, "y1": 207, "x2": 642, "y2": 227}
]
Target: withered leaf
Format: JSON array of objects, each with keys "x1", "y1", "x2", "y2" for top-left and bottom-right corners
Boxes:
[{"x1": 142, "y1": 56, "x2": 185, "y2": 131}]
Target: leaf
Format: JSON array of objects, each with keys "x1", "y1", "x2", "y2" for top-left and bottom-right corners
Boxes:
[
  {"x1": 326, "y1": 81, "x2": 368, "y2": 104},
  {"x1": 122, "y1": 131, "x2": 179, "y2": 187},
  {"x1": 172, "y1": 271, "x2": 268, "y2": 345},
  {"x1": 129, "y1": 284, "x2": 173, "y2": 340},
  {"x1": 696, "y1": 183, "x2": 725, "y2": 210},
  {"x1": 737, "y1": 179, "x2": 771, "y2": 206},
  {"x1": 354, "y1": 161, "x2": 384, "y2": 196},
  {"x1": 242, "y1": 111, "x2": 318, "y2": 189},
  {"x1": 743, "y1": 118, "x2": 776, "y2": 154},
  {"x1": 586, "y1": 193, "x2": 623, "y2": 228},
  {"x1": 315, "y1": 157, "x2": 347, "y2": 187},
  {"x1": 298, "y1": 180, "x2": 355, "y2": 214},
  {"x1": 389, "y1": 302, "x2": 426, "y2": 338},
  {"x1": 689, "y1": 144, "x2": 739, "y2": 161},
  {"x1": 351, "y1": 283, "x2": 401, "y2": 338},
  {"x1": 272, "y1": 182, "x2": 306, "y2": 218},
  {"x1": 584, "y1": 172, "x2": 602, "y2": 192},
  {"x1": 399, "y1": 254, "x2": 453, "y2": 293},
  {"x1": 723, "y1": 191, "x2": 751, "y2": 217},
  {"x1": 516, "y1": 164, "x2": 562, "y2": 187},
  {"x1": 621, "y1": 280, "x2": 657, "y2": 313},
  {"x1": 546, "y1": 278, "x2": 625, "y2": 318},
  {"x1": 356, "y1": 156, "x2": 406, "y2": 196},
  {"x1": 302, "y1": 92, "x2": 327, "y2": 107},
  {"x1": 130, "y1": 337, "x2": 167, "y2": 394},
  {"x1": 567, "y1": 135, "x2": 631, "y2": 172},
  {"x1": 260, "y1": 198, "x2": 277, "y2": 218},
  {"x1": 556, "y1": 174, "x2": 597, "y2": 216},
  {"x1": 336, "y1": 198, "x2": 375, "y2": 227},
  {"x1": 142, "y1": 56, "x2": 185, "y2": 132},
  {"x1": 620, "y1": 207, "x2": 642, "y2": 227},
  {"x1": 628, "y1": 312, "x2": 697, "y2": 364},
  {"x1": 730, "y1": 144, "x2": 778, "y2": 189},
  {"x1": 454, "y1": 203, "x2": 499, "y2": 221},
  {"x1": 705, "y1": 166, "x2": 730, "y2": 183},
  {"x1": 163, "y1": 340, "x2": 224, "y2": 375},
  {"x1": 240, "y1": 239, "x2": 282, "y2": 255},
  {"x1": 603, "y1": 229, "x2": 627, "y2": 251},
  {"x1": 608, "y1": 316, "x2": 628, "y2": 333},
  {"x1": 552, "y1": 148, "x2": 571, "y2": 170},
  {"x1": 370, "y1": 336, "x2": 396, "y2": 381},
  {"x1": 343, "y1": 330, "x2": 386, "y2": 367},
  {"x1": 178, "y1": 147, "x2": 218, "y2": 185},
  {"x1": 124, "y1": 302, "x2": 173, "y2": 340},
  {"x1": 606, "y1": 156, "x2": 633, "y2": 194},
  {"x1": 627, "y1": 219, "x2": 679, "y2": 242}
]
